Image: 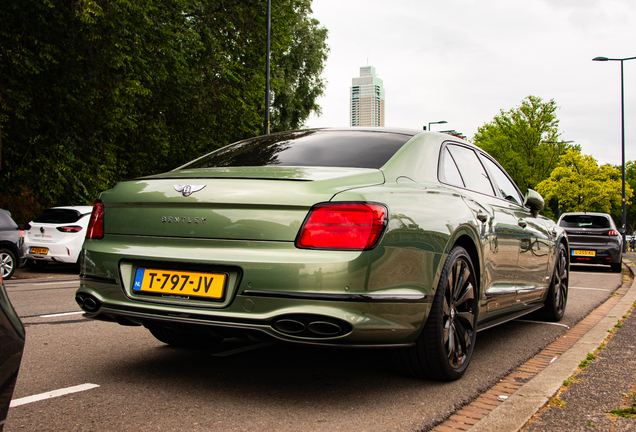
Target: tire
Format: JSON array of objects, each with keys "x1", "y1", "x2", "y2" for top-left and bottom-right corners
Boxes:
[
  {"x1": 148, "y1": 327, "x2": 223, "y2": 349},
  {"x1": 611, "y1": 262, "x2": 622, "y2": 273},
  {"x1": 393, "y1": 246, "x2": 478, "y2": 381},
  {"x1": 536, "y1": 243, "x2": 568, "y2": 322},
  {"x1": 0, "y1": 248, "x2": 17, "y2": 280}
]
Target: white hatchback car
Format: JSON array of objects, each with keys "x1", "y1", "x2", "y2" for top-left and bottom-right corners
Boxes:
[{"x1": 24, "y1": 206, "x2": 93, "y2": 268}]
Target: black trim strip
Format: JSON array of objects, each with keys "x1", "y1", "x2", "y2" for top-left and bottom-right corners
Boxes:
[
  {"x1": 80, "y1": 275, "x2": 119, "y2": 285},
  {"x1": 476, "y1": 304, "x2": 543, "y2": 332},
  {"x1": 242, "y1": 289, "x2": 430, "y2": 303},
  {"x1": 86, "y1": 308, "x2": 416, "y2": 349}
]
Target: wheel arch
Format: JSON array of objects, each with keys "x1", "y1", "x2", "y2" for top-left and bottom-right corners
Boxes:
[
  {"x1": 559, "y1": 236, "x2": 570, "y2": 271},
  {"x1": 441, "y1": 225, "x2": 482, "y2": 301},
  {"x1": 0, "y1": 241, "x2": 20, "y2": 258},
  {"x1": 452, "y1": 234, "x2": 482, "y2": 297}
]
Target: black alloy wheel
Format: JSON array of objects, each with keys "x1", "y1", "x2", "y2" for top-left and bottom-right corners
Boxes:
[
  {"x1": 537, "y1": 243, "x2": 568, "y2": 322},
  {"x1": 393, "y1": 246, "x2": 478, "y2": 381}
]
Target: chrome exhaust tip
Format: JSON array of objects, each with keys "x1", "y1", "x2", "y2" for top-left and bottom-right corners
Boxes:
[
  {"x1": 76, "y1": 294, "x2": 101, "y2": 313},
  {"x1": 273, "y1": 319, "x2": 306, "y2": 334},
  {"x1": 272, "y1": 314, "x2": 351, "y2": 338},
  {"x1": 307, "y1": 321, "x2": 342, "y2": 336}
]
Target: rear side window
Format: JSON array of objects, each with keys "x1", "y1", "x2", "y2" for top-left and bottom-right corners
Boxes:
[
  {"x1": 34, "y1": 209, "x2": 86, "y2": 224},
  {"x1": 178, "y1": 130, "x2": 415, "y2": 170},
  {"x1": 559, "y1": 215, "x2": 611, "y2": 228},
  {"x1": 479, "y1": 155, "x2": 524, "y2": 205},
  {"x1": 445, "y1": 144, "x2": 494, "y2": 196},
  {"x1": 440, "y1": 148, "x2": 465, "y2": 187}
]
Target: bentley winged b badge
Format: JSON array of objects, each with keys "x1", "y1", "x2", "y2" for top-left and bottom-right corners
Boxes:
[{"x1": 174, "y1": 184, "x2": 206, "y2": 197}]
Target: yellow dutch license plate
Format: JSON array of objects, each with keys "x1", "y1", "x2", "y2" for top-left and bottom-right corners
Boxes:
[
  {"x1": 572, "y1": 250, "x2": 596, "y2": 256},
  {"x1": 29, "y1": 247, "x2": 49, "y2": 255},
  {"x1": 133, "y1": 268, "x2": 226, "y2": 300}
]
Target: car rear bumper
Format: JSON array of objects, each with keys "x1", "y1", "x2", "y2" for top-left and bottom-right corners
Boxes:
[
  {"x1": 25, "y1": 251, "x2": 78, "y2": 264},
  {"x1": 76, "y1": 235, "x2": 440, "y2": 347},
  {"x1": 569, "y1": 243, "x2": 621, "y2": 264},
  {"x1": 76, "y1": 285, "x2": 430, "y2": 348}
]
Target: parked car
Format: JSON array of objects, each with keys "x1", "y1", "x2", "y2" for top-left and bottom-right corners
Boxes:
[
  {"x1": 0, "y1": 209, "x2": 25, "y2": 280},
  {"x1": 23, "y1": 206, "x2": 93, "y2": 269},
  {"x1": 0, "y1": 271, "x2": 26, "y2": 430},
  {"x1": 558, "y1": 212, "x2": 622, "y2": 272},
  {"x1": 76, "y1": 128, "x2": 569, "y2": 381}
]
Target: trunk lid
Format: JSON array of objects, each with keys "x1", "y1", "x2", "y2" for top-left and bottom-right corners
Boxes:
[
  {"x1": 564, "y1": 228, "x2": 613, "y2": 246},
  {"x1": 25, "y1": 222, "x2": 71, "y2": 244},
  {"x1": 101, "y1": 167, "x2": 385, "y2": 242}
]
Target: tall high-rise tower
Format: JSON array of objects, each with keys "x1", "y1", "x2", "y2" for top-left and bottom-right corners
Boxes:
[{"x1": 350, "y1": 66, "x2": 385, "y2": 127}]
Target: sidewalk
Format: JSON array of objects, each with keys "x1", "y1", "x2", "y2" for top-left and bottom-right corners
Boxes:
[
  {"x1": 524, "y1": 280, "x2": 636, "y2": 431},
  {"x1": 434, "y1": 255, "x2": 636, "y2": 432}
]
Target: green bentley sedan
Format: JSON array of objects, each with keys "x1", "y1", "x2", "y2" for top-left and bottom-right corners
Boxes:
[{"x1": 76, "y1": 128, "x2": 569, "y2": 381}]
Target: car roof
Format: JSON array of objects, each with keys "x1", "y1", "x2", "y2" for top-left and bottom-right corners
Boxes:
[
  {"x1": 559, "y1": 212, "x2": 612, "y2": 219},
  {"x1": 314, "y1": 127, "x2": 421, "y2": 136}
]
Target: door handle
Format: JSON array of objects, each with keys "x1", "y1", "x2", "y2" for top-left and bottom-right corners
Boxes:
[{"x1": 518, "y1": 219, "x2": 528, "y2": 228}]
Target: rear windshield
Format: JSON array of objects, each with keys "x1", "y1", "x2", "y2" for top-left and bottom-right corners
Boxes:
[
  {"x1": 559, "y1": 215, "x2": 611, "y2": 229},
  {"x1": 178, "y1": 130, "x2": 414, "y2": 170},
  {"x1": 34, "y1": 209, "x2": 87, "y2": 224}
]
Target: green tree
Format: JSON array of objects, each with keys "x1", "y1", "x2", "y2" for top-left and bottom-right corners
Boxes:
[
  {"x1": 472, "y1": 95, "x2": 579, "y2": 194},
  {"x1": 536, "y1": 149, "x2": 631, "y2": 214},
  {"x1": 0, "y1": 0, "x2": 328, "y2": 223}
]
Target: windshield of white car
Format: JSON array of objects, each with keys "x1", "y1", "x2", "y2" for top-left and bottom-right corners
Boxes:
[{"x1": 34, "y1": 209, "x2": 87, "y2": 224}]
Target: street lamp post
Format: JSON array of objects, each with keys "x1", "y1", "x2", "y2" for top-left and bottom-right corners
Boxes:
[
  {"x1": 593, "y1": 55, "x2": 636, "y2": 252},
  {"x1": 544, "y1": 140, "x2": 574, "y2": 219},
  {"x1": 264, "y1": 0, "x2": 271, "y2": 135},
  {"x1": 427, "y1": 120, "x2": 447, "y2": 131}
]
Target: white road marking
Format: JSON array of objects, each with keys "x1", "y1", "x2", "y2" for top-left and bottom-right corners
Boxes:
[
  {"x1": 40, "y1": 311, "x2": 84, "y2": 318},
  {"x1": 571, "y1": 271, "x2": 614, "y2": 275},
  {"x1": 34, "y1": 281, "x2": 80, "y2": 286},
  {"x1": 10, "y1": 383, "x2": 100, "y2": 408},
  {"x1": 516, "y1": 319, "x2": 570, "y2": 328},
  {"x1": 569, "y1": 286, "x2": 612, "y2": 291},
  {"x1": 212, "y1": 342, "x2": 272, "y2": 357}
]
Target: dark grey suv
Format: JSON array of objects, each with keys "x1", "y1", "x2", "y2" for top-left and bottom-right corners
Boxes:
[
  {"x1": 0, "y1": 209, "x2": 25, "y2": 279},
  {"x1": 558, "y1": 212, "x2": 622, "y2": 272}
]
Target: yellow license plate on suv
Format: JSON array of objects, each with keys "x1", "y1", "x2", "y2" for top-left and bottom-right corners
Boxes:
[
  {"x1": 29, "y1": 247, "x2": 49, "y2": 255},
  {"x1": 133, "y1": 268, "x2": 226, "y2": 300},
  {"x1": 572, "y1": 250, "x2": 596, "y2": 256}
]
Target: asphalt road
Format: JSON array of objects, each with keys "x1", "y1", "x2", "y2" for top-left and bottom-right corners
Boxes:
[{"x1": 3, "y1": 263, "x2": 623, "y2": 431}]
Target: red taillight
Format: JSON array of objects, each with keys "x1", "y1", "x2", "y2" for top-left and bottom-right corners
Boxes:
[
  {"x1": 296, "y1": 203, "x2": 387, "y2": 250},
  {"x1": 608, "y1": 230, "x2": 619, "y2": 236},
  {"x1": 57, "y1": 226, "x2": 83, "y2": 233},
  {"x1": 86, "y1": 201, "x2": 104, "y2": 239}
]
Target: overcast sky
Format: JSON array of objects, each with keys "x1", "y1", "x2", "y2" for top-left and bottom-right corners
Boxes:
[{"x1": 304, "y1": 0, "x2": 636, "y2": 166}]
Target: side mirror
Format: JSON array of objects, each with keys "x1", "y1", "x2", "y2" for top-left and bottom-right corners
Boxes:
[{"x1": 524, "y1": 189, "x2": 545, "y2": 217}]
